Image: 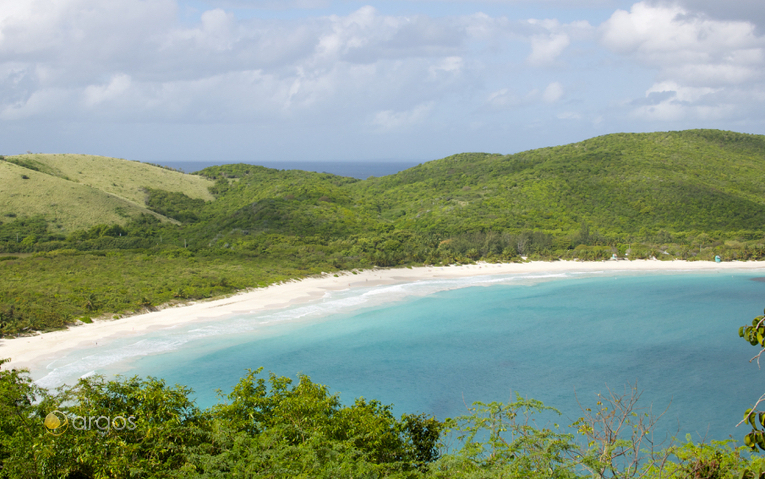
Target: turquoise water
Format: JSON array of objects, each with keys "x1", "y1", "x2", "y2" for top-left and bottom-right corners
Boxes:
[{"x1": 36, "y1": 269, "x2": 765, "y2": 443}]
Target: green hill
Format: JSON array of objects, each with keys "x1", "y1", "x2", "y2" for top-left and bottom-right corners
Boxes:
[
  {"x1": 6, "y1": 130, "x2": 763, "y2": 242},
  {"x1": 0, "y1": 154, "x2": 214, "y2": 232},
  {"x1": 0, "y1": 160, "x2": 161, "y2": 232},
  {"x1": 351, "y1": 129, "x2": 765, "y2": 237},
  {"x1": 177, "y1": 129, "x2": 765, "y2": 248}
]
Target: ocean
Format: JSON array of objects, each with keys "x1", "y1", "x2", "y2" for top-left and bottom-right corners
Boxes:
[
  {"x1": 34, "y1": 269, "x2": 765, "y2": 444},
  {"x1": 151, "y1": 160, "x2": 422, "y2": 179}
]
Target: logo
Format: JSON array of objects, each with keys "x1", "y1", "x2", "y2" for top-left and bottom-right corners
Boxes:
[
  {"x1": 44, "y1": 411, "x2": 137, "y2": 436},
  {"x1": 43, "y1": 410, "x2": 69, "y2": 436}
]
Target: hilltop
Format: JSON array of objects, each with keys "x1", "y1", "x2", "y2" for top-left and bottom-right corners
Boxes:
[{"x1": 0, "y1": 153, "x2": 214, "y2": 232}]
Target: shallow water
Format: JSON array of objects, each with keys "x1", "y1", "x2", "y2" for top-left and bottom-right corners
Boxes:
[{"x1": 35, "y1": 269, "x2": 765, "y2": 442}]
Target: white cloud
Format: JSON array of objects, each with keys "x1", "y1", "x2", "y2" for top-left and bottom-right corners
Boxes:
[
  {"x1": 0, "y1": 2, "x2": 549, "y2": 126},
  {"x1": 663, "y1": 0, "x2": 765, "y2": 31},
  {"x1": 485, "y1": 82, "x2": 566, "y2": 109},
  {"x1": 184, "y1": 8, "x2": 238, "y2": 51},
  {"x1": 0, "y1": 1, "x2": 604, "y2": 128},
  {"x1": 0, "y1": 85, "x2": 75, "y2": 120},
  {"x1": 542, "y1": 81, "x2": 563, "y2": 102},
  {"x1": 429, "y1": 56, "x2": 463, "y2": 76},
  {"x1": 1, "y1": 0, "x2": 765, "y2": 160},
  {"x1": 631, "y1": 98, "x2": 736, "y2": 122},
  {"x1": 645, "y1": 81, "x2": 717, "y2": 103},
  {"x1": 0, "y1": 3, "x2": 462, "y2": 122},
  {"x1": 83, "y1": 74, "x2": 132, "y2": 107},
  {"x1": 485, "y1": 88, "x2": 538, "y2": 109},
  {"x1": 556, "y1": 111, "x2": 581, "y2": 120},
  {"x1": 486, "y1": 81, "x2": 562, "y2": 109},
  {"x1": 201, "y1": 0, "x2": 329, "y2": 9},
  {"x1": 372, "y1": 102, "x2": 433, "y2": 130},
  {"x1": 524, "y1": 18, "x2": 593, "y2": 66},
  {"x1": 601, "y1": 2, "x2": 765, "y2": 122},
  {"x1": 486, "y1": 88, "x2": 515, "y2": 108},
  {"x1": 528, "y1": 32, "x2": 569, "y2": 66},
  {"x1": 600, "y1": 2, "x2": 764, "y2": 87},
  {"x1": 0, "y1": 0, "x2": 176, "y2": 64},
  {"x1": 631, "y1": 81, "x2": 733, "y2": 121}
]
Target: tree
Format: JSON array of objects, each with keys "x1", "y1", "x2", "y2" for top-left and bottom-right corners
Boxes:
[
  {"x1": 0, "y1": 363, "x2": 209, "y2": 477},
  {"x1": 430, "y1": 394, "x2": 579, "y2": 479},
  {"x1": 571, "y1": 384, "x2": 672, "y2": 478},
  {"x1": 738, "y1": 308, "x2": 765, "y2": 451},
  {"x1": 193, "y1": 368, "x2": 444, "y2": 476},
  {"x1": 0, "y1": 365, "x2": 445, "y2": 477},
  {"x1": 0, "y1": 359, "x2": 46, "y2": 478}
]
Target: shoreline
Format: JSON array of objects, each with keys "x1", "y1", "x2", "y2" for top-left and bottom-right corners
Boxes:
[{"x1": 3, "y1": 259, "x2": 765, "y2": 374}]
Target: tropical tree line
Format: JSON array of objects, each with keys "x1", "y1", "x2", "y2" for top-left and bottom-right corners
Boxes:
[
  {"x1": 1, "y1": 213, "x2": 765, "y2": 337},
  {"x1": 2, "y1": 359, "x2": 765, "y2": 478}
]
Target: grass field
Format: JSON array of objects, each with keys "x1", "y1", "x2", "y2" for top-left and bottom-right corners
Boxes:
[
  {"x1": 0, "y1": 161, "x2": 167, "y2": 232},
  {"x1": 9, "y1": 154, "x2": 215, "y2": 204},
  {"x1": 0, "y1": 154, "x2": 215, "y2": 232}
]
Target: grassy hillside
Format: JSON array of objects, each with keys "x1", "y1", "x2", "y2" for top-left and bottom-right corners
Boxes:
[
  {"x1": 6, "y1": 130, "x2": 763, "y2": 242},
  {"x1": 0, "y1": 154, "x2": 214, "y2": 231},
  {"x1": 0, "y1": 161, "x2": 163, "y2": 232},
  {"x1": 4, "y1": 154, "x2": 214, "y2": 204}
]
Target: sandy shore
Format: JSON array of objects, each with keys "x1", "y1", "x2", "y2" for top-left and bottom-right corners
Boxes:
[{"x1": 3, "y1": 259, "x2": 764, "y2": 373}]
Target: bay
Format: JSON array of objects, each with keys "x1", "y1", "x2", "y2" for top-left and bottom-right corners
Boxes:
[{"x1": 39, "y1": 269, "x2": 765, "y2": 444}]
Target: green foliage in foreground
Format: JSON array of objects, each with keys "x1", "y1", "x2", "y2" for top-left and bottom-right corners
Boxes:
[
  {"x1": 1, "y1": 361, "x2": 765, "y2": 478},
  {"x1": 0, "y1": 363, "x2": 443, "y2": 478},
  {"x1": 739, "y1": 308, "x2": 765, "y2": 453}
]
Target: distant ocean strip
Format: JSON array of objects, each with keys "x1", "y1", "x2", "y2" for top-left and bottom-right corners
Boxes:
[{"x1": 144, "y1": 160, "x2": 423, "y2": 179}]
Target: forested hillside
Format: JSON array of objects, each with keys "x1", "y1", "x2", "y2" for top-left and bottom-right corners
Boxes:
[
  {"x1": 2, "y1": 129, "x2": 765, "y2": 336},
  {"x1": 355, "y1": 130, "x2": 765, "y2": 236}
]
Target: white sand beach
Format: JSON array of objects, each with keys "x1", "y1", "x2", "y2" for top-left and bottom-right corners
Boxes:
[{"x1": 2, "y1": 259, "x2": 764, "y2": 373}]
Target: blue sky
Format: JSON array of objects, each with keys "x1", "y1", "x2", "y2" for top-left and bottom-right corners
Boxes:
[{"x1": 1, "y1": 0, "x2": 764, "y2": 163}]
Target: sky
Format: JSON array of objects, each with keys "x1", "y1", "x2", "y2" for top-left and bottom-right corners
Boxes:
[{"x1": 1, "y1": 0, "x2": 764, "y2": 163}]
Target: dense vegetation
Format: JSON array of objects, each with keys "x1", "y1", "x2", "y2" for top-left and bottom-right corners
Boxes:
[
  {"x1": 2, "y1": 130, "x2": 765, "y2": 336},
  {"x1": 353, "y1": 130, "x2": 765, "y2": 237},
  {"x1": 2, "y1": 360, "x2": 765, "y2": 478}
]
